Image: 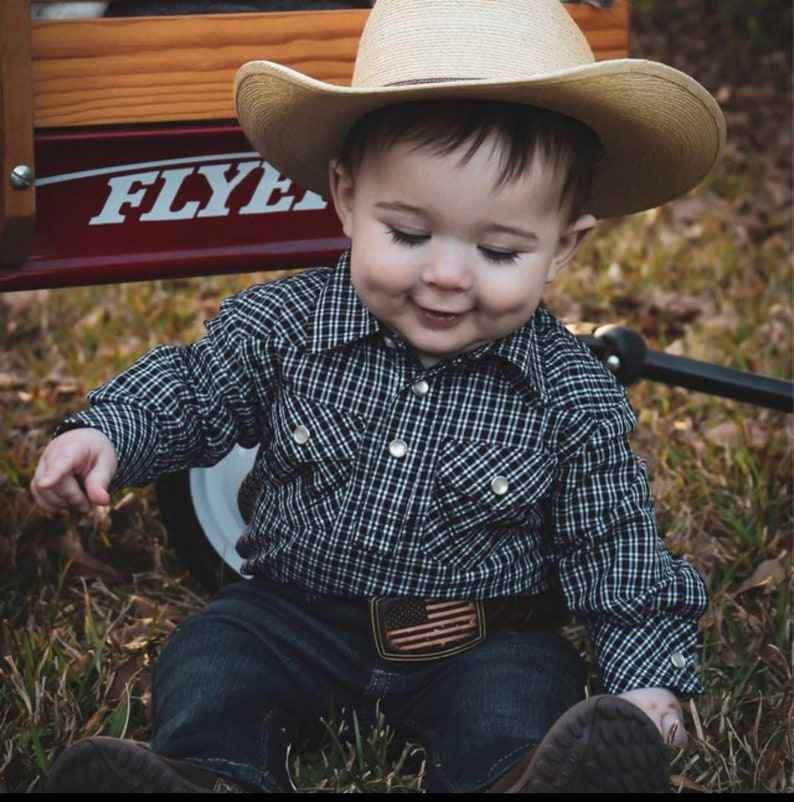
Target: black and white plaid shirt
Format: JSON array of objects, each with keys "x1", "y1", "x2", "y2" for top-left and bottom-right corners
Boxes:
[{"x1": 61, "y1": 251, "x2": 708, "y2": 696}]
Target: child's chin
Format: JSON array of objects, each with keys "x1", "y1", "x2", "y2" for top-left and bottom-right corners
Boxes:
[{"x1": 413, "y1": 341, "x2": 469, "y2": 363}]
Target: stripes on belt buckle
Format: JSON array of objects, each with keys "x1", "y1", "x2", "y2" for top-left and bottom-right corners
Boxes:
[{"x1": 369, "y1": 597, "x2": 486, "y2": 661}]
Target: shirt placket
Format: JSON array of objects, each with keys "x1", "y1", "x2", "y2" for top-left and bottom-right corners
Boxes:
[{"x1": 341, "y1": 355, "x2": 440, "y2": 558}]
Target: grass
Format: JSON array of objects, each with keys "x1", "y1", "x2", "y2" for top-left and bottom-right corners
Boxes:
[{"x1": 1, "y1": 1, "x2": 792, "y2": 794}]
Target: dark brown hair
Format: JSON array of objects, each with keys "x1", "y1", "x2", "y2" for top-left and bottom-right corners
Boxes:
[{"x1": 337, "y1": 99, "x2": 602, "y2": 220}]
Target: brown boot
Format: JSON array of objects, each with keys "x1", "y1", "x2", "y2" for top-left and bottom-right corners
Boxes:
[
  {"x1": 488, "y1": 695, "x2": 670, "y2": 793},
  {"x1": 45, "y1": 737, "x2": 247, "y2": 793}
]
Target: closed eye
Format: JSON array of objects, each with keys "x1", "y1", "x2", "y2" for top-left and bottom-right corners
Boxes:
[
  {"x1": 479, "y1": 247, "x2": 520, "y2": 264},
  {"x1": 388, "y1": 227, "x2": 429, "y2": 247}
]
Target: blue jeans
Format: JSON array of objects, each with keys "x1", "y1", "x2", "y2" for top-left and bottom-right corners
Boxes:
[{"x1": 150, "y1": 579, "x2": 586, "y2": 792}]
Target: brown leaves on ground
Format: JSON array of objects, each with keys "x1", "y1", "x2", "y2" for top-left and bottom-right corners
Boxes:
[
  {"x1": 734, "y1": 557, "x2": 787, "y2": 596},
  {"x1": 48, "y1": 526, "x2": 124, "y2": 583},
  {"x1": 631, "y1": 0, "x2": 793, "y2": 234}
]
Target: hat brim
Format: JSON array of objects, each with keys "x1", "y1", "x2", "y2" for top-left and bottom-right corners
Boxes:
[{"x1": 234, "y1": 58, "x2": 725, "y2": 219}]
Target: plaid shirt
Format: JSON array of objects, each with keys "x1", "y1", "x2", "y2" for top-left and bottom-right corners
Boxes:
[{"x1": 61, "y1": 251, "x2": 707, "y2": 696}]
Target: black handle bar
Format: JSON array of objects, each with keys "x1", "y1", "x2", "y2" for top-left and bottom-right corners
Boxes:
[{"x1": 575, "y1": 324, "x2": 793, "y2": 413}]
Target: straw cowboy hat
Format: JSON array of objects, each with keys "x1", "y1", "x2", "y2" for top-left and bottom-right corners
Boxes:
[{"x1": 234, "y1": 0, "x2": 725, "y2": 219}]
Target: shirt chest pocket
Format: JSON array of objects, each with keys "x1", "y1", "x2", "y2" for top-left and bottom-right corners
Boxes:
[
  {"x1": 433, "y1": 439, "x2": 556, "y2": 539},
  {"x1": 266, "y1": 392, "x2": 362, "y2": 495}
]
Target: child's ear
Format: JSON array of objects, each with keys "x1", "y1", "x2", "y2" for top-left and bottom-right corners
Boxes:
[
  {"x1": 548, "y1": 214, "x2": 597, "y2": 281},
  {"x1": 328, "y1": 158, "x2": 355, "y2": 239}
]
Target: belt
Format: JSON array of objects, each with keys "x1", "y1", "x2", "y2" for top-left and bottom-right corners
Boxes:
[
  {"x1": 369, "y1": 589, "x2": 566, "y2": 662},
  {"x1": 483, "y1": 589, "x2": 567, "y2": 631}
]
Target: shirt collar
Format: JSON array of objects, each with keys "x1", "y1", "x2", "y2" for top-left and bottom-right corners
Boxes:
[
  {"x1": 307, "y1": 249, "x2": 550, "y2": 401},
  {"x1": 478, "y1": 312, "x2": 549, "y2": 403},
  {"x1": 307, "y1": 250, "x2": 380, "y2": 352}
]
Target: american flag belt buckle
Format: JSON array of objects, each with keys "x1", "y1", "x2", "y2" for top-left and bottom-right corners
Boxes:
[{"x1": 369, "y1": 597, "x2": 486, "y2": 661}]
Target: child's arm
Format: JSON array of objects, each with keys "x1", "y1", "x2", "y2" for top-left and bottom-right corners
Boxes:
[
  {"x1": 31, "y1": 428, "x2": 118, "y2": 515},
  {"x1": 617, "y1": 686, "x2": 688, "y2": 748}
]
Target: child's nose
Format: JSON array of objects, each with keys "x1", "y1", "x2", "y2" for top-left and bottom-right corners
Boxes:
[{"x1": 420, "y1": 245, "x2": 473, "y2": 290}]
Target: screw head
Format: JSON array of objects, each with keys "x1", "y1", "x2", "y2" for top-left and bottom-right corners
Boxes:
[{"x1": 10, "y1": 164, "x2": 34, "y2": 190}]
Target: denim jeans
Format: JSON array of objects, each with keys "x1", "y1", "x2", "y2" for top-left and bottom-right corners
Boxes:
[{"x1": 150, "y1": 579, "x2": 586, "y2": 792}]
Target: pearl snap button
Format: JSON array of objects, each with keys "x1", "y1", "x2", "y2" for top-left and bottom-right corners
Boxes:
[
  {"x1": 670, "y1": 651, "x2": 686, "y2": 669},
  {"x1": 490, "y1": 475, "x2": 509, "y2": 495},
  {"x1": 388, "y1": 439, "x2": 408, "y2": 458},
  {"x1": 411, "y1": 380, "x2": 430, "y2": 396},
  {"x1": 293, "y1": 425, "x2": 310, "y2": 445},
  {"x1": 383, "y1": 335, "x2": 397, "y2": 349}
]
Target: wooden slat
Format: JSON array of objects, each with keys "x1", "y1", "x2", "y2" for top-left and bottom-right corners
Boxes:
[
  {"x1": 32, "y1": 9, "x2": 368, "y2": 128},
  {"x1": 31, "y1": 3, "x2": 629, "y2": 129},
  {"x1": 575, "y1": 1, "x2": 630, "y2": 61},
  {"x1": 0, "y1": 0, "x2": 36, "y2": 263}
]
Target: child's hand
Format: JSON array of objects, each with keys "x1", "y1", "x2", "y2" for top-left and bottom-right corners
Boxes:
[
  {"x1": 617, "y1": 686, "x2": 688, "y2": 749},
  {"x1": 31, "y1": 428, "x2": 118, "y2": 515}
]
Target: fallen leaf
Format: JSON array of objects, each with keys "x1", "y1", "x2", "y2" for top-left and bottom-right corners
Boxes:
[
  {"x1": 48, "y1": 525, "x2": 123, "y2": 582},
  {"x1": 704, "y1": 421, "x2": 741, "y2": 448},
  {"x1": 111, "y1": 618, "x2": 176, "y2": 653},
  {"x1": 670, "y1": 774, "x2": 713, "y2": 794},
  {"x1": 109, "y1": 656, "x2": 147, "y2": 701},
  {"x1": 742, "y1": 420, "x2": 768, "y2": 450},
  {"x1": 735, "y1": 558, "x2": 786, "y2": 595}
]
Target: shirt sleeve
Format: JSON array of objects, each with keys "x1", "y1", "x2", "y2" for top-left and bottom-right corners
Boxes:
[
  {"x1": 54, "y1": 290, "x2": 270, "y2": 491},
  {"x1": 548, "y1": 408, "x2": 709, "y2": 698}
]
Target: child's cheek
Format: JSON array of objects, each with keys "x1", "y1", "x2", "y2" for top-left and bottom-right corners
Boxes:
[
  {"x1": 482, "y1": 279, "x2": 541, "y2": 319},
  {"x1": 365, "y1": 263, "x2": 413, "y2": 296}
]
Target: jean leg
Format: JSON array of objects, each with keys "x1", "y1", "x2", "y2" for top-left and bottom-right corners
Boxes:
[
  {"x1": 149, "y1": 580, "x2": 374, "y2": 792},
  {"x1": 149, "y1": 583, "x2": 585, "y2": 793},
  {"x1": 388, "y1": 629, "x2": 586, "y2": 793}
]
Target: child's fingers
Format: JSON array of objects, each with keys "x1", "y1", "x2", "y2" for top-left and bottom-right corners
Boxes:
[
  {"x1": 31, "y1": 430, "x2": 117, "y2": 514},
  {"x1": 83, "y1": 471, "x2": 113, "y2": 506},
  {"x1": 661, "y1": 711, "x2": 688, "y2": 749},
  {"x1": 31, "y1": 473, "x2": 91, "y2": 514},
  {"x1": 617, "y1": 687, "x2": 689, "y2": 750}
]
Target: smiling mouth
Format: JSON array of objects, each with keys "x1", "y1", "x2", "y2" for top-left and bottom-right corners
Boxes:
[{"x1": 416, "y1": 305, "x2": 464, "y2": 327}]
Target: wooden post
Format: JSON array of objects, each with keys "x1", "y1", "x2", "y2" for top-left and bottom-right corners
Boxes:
[{"x1": 0, "y1": 0, "x2": 36, "y2": 265}]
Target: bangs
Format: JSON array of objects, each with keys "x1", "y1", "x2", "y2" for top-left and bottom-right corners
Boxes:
[{"x1": 338, "y1": 99, "x2": 602, "y2": 218}]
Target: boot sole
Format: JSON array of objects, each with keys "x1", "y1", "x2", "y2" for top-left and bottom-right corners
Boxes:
[
  {"x1": 45, "y1": 737, "x2": 214, "y2": 793},
  {"x1": 520, "y1": 695, "x2": 671, "y2": 793}
]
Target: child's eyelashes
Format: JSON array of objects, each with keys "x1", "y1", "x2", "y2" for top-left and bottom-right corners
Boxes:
[
  {"x1": 388, "y1": 227, "x2": 428, "y2": 247},
  {"x1": 478, "y1": 247, "x2": 520, "y2": 265},
  {"x1": 388, "y1": 227, "x2": 521, "y2": 264}
]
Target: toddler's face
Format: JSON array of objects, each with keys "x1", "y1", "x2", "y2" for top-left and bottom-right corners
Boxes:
[{"x1": 330, "y1": 133, "x2": 593, "y2": 361}]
